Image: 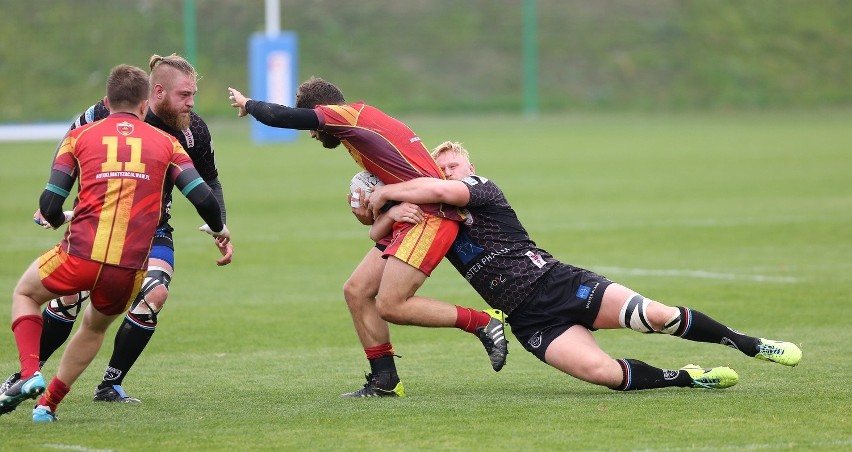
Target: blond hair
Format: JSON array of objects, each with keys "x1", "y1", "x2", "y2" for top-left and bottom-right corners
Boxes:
[
  {"x1": 431, "y1": 141, "x2": 470, "y2": 161},
  {"x1": 148, "y1": 53, "x2": 197, "y2": 91}
]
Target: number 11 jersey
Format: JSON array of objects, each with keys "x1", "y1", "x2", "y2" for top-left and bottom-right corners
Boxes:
[{"x1": 51, "y1": 112, "x2": 196, "y2": 269}]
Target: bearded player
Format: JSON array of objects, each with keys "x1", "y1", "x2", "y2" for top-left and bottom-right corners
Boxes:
[{"x1": 0, "y1": 54, "x2": 233, "y2": 404}]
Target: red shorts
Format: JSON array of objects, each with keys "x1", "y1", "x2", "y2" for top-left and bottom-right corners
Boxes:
[
  {"x1": 383, "y1": 214, "x2": 459, "y2": 276},
  {"x1": 38, "y1": 245, "x2": 146, "y2": 316}
]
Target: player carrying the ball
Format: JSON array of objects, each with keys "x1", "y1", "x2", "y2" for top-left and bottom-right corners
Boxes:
[{"x1": 228, "y1": 79, "x2": 507, "y2": 397}]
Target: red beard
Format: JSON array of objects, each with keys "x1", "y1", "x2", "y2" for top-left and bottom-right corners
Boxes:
[{"x1": 157, "y1": 96, "x2": 191, "y2": 130}]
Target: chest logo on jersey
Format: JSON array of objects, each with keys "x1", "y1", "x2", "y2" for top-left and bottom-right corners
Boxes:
[
  {"x1": 182, "y1": 128, "x2": 194, "y2": 148},
  {"x1": 462, "y1": 175, "x2": 488, "y2": 185},
  {"x1": 452, "y1": 230, "x2": 484, "y2": 265},
  {"x1": 116, "y1": 121, "x2": 134, "y2": 136}
]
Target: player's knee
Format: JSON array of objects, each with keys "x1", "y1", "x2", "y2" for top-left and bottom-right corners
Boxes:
[
  {"x1": 343, "y1": 276, "x2": 377, "y2": 304},
  {"x1": 342, "y1": 277, "x2": 361, "y2": 303},
  {"x1": 659, "y1": 306, "x2": 685, "y2": 335},
  {"x1": 618, "y1": 294, "x2": 658, "y2": 333},
  {"x1": 375, "y1": 304, "x2": 397, "y2": 323},
  {"x1": 144, "y1": 284, "x2": 169, "y2": 310},
  {"x1": 374, "y1": 296, "x2": 404, "y2": 324},
  {"x1": 128, "y1": 267, "x2": 172, "y2": 323},
  {"x1": 638, "y1": 301, "x2": 679, "y2": 331},
  {"x1": 61, "y1": 293, "x2": 83, "y2": 306},
  {"x1": 46, "y1": 291, "x2": 90, "y2": 322},
  {"x1": 620, "y1": 296, "x2": 680, "y2": 334}
]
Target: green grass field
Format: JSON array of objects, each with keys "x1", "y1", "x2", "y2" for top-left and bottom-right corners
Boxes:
[{"x1": 1, "y1": 110, "x2": 850, "y2": 451}]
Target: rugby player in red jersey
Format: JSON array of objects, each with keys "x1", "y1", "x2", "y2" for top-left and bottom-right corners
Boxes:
[
  {"x1": 228, "y1": 80, "x2": 506, "y2": 397},
  {"x1": 0, "y1": 54, "x2": 234, "y2": 405},
  {"x1": 0, "y1": 64, "x2": 230, "y2": 422}
]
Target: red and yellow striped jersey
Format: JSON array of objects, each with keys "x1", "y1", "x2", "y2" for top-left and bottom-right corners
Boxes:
[
  {"x1": 51, "y1": 113, "x2": 195, "y2": 269},
  {"x1": 317, "y1": 102, "x2": 465, "y2": 221}
]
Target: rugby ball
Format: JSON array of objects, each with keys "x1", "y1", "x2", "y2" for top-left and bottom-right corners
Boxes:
[{"x1": 349, "y1": 170, "x2": 384, "y2": 207}]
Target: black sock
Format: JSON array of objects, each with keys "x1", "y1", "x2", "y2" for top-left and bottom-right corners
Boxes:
[
  {"x1": 39, "y1": 309, "x2": 75, "y2": 367},
  {"x1": 676, "y1": 307, "x2": 761, "y2": 357},
  {"x1": 614, "y1": 358, "x2": 692, "y2": 391},
  {"x1": 98, "y1": 316, "x2": 155, "y2": 389},
  {"x1": 369, "y1": 355, "x2": 398, "y2": 375},
  {"x1": 367, "y1": 356, "x2": 400, "y2": 391}
]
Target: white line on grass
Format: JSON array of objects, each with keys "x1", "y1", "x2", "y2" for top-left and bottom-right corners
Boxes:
[
  {"x1": 594, "y1": 266, "x2": 797, "y2": 283},
  {"x1": 528, "y1": 212, "x2": 852, "y2": 233},
  {"x1": 43, "y1": 445, "x2": 113, "y2": 452},
  {"x1": 630, "y1": 438, "x2": 852, "y2": 451}
]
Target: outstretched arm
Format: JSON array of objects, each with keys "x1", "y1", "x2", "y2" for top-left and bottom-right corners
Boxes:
[
  {"x1": 367, "y1": 178, "x2": 470, "y2": 218},
  {"x1": 228, "y1": 87, "x2": 319, "y2": 130}
]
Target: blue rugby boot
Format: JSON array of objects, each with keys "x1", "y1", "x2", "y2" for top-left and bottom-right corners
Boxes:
[
  {"x1": 33, "y1": 405, "x2": 58, "y2": 423},
  {"x1": 0, "y1": 372, "x2": 46, "y2": 414}
]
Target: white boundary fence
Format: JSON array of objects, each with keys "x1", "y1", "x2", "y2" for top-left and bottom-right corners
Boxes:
[{"x1": 0, "y1": 124, "x2": 69, "y2": 142}]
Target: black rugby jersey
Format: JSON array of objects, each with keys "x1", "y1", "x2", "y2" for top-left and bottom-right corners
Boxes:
[
  {"x1": 72, "y1": 100, "x2": 222, "y2": 228},
  {"x1": 445, "y1": 175, "x2": 557, "y2": 314}
]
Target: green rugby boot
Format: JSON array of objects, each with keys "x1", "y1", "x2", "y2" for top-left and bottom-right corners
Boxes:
[
  {"x1": 755, "y1": 338, "x2": 802, "y2": 367},
  {"x1": 681, "y1": 364, "x2": 739, "y2": 389}
]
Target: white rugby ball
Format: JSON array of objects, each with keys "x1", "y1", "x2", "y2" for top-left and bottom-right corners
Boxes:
[{"x1": 349, "y1": 170, "x2": 384, "y2": 207}]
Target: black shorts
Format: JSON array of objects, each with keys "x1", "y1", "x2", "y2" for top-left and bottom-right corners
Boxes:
[{"x1": 508, "y1": 263, "x2": 611, "y2": 362}]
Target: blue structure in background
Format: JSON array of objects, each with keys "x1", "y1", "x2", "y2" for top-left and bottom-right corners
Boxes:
[{"x1": 249, "y1": 32, "x2": 299, "y2": 143}]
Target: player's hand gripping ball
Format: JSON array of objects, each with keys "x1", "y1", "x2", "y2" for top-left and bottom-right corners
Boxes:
[{"x1": 349, "y1": 170, "x2": 384, "y2": 208}]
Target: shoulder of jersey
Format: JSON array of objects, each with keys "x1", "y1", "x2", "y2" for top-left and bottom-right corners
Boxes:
[{"x1": 462, "y1": 175, "x2": 488, "y2": 185}]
